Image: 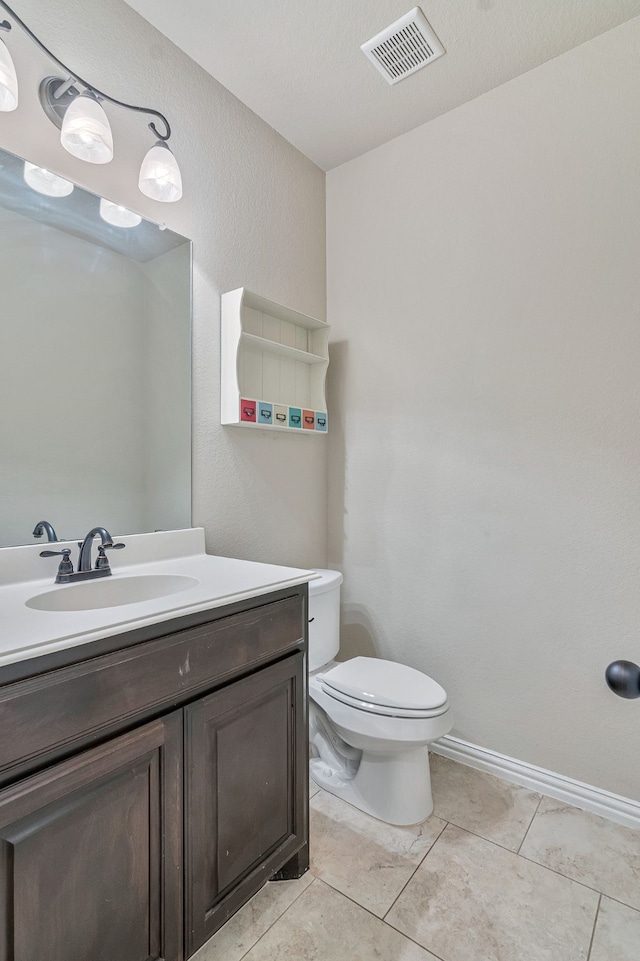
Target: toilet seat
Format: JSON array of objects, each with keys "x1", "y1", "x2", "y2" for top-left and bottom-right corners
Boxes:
[
  {"x1": 317, "y1": 656, "x2": 448, "y2": 718},
  {"x1": 309, "y1": 671, "x2": 452, "y2": 749},
  {"x1": 320, "y1": 685, "x2": 449, "y2": 718}
]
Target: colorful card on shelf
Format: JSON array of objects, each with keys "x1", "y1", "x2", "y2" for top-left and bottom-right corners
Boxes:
[
  {"x1": 240, "y1": 399, "x2": 257, "y2": 422},
  {"x1": 274, "y1": 405, "x2": 288, "y2": 426},
  {"x1": 315, "y1": 412, "x2": 327, "y2": 432},
  {"x1": 258, "y1": 402, "x2": 273, "y2": 425},
  {"x1": 303, "y1": 409, "x2": 315, "y2": 430},
  {"x1": 289, "y1": 407, "x2": 302, "y2": 428}
]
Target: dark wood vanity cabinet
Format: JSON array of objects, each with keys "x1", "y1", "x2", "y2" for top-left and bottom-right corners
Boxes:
[{"x1": 0, "y1": 586, "x2": 308, "y2": 961}]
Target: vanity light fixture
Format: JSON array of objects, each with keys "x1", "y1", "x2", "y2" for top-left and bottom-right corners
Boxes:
[
  {"x1": 60, "y1": 91, "x2": 114, "y2": 164},
  {"x1": 0, "y1": 2, "x2": 182, "y2": 201},
  {"x1": 99, "y1": 198, "x2": 142, "y2": 229},
  {"x1": 138, "y1": 141, "x2": 182, "y2": 203},
  {"x1": 23, "y1": 161, "x2": 73, "y2": 197}
]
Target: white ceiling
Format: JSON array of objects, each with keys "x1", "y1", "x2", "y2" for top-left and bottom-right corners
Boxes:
[{"x1": 124, "y1": 0, "x2": 640, "y2": 170}]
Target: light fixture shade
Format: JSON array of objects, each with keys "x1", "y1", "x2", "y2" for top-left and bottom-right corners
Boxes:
[
  {"x1": 24, "y1": 161, "x2": 74, "y2": 197},
  {"x1": 138, "y1": 141, "x2": 182, "y2": 202},
  {"x1": 60, "y1": 93, "x2": 113, "y2": 164},
  {"x1": 0, "y1": 37, "x2": 18, "y2": 111},
  {"x1": 99, "y1": 198, "x2": 142, "y2": 228}
]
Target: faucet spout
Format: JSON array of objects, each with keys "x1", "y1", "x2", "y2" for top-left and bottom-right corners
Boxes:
[
  {"x1": 32, "y1": 520, "x2": 59, "y2": 542},
  {"x1": 78, "y1": 527, "x2": 114, "y2": 572}
]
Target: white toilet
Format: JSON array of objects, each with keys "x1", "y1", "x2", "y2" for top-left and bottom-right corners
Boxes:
[{"x1": 308, "y1": 570, "x2": 453, "y2": 825}]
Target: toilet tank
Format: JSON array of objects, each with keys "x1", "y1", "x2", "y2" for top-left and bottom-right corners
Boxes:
[{"x1": 307, "y1": 569, "x2": 343, "y2": 672}]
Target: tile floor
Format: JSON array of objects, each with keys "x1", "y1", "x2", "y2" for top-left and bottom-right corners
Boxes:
[{"x1": 193, "y1": 753, "x2": 640, "y2": 961}]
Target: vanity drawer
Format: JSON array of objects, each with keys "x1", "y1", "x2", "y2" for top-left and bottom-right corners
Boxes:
[{"x1": 0, "y1": 592, "x2": 305, "y2": 774}]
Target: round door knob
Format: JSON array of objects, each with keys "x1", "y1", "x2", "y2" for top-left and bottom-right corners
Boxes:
[{"x1": 605, "y1": 660, "x2": 640, "y2": 699}]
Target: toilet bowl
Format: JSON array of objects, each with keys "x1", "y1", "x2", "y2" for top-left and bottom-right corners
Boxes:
[{"x1": 308, "y1": 570, "x2": 453, "y2": 826}]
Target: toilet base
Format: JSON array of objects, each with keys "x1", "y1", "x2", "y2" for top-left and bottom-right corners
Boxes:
[{"x1": 310, "y1": 744, "x2": 434, "y2": 826}]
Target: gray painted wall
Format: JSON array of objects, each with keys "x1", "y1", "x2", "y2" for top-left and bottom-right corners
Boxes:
[{"x1": 327, "y1": 20, "x2": 640, "y2": 800}]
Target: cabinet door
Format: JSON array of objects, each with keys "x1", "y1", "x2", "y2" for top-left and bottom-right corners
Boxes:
[
  {"x1": 184, "y1": 653, "x2": 306, "y2": 955},
  {"x1": 0, "y1": 715, "x2": 182, "y2": 961}
]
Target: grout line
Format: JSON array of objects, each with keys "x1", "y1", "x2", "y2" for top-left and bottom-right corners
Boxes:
[
  {"x1": 517, "y1": 795, "x2": 543, "y2": 855},
  {"x1": 308, "y1": 812, "x2": 447, "y2": 925},
  {"x1": 439, "y1": 819, "x2": 536, "y2": 857},
  {"x1": 586, "y1": 894, "x2": 602, "y2": 961},
  {"x1": 382, "y1": 819, "x2": 449, "y2": 921},
  {"x1": 312, "y1": 876, "x2": 397, "y2": 923},
  {"x1": 383, "y1": 915, "x2": 447, "y2": 961},
  {"x1": 429, "y1": 822, "x2": 609, "y2": 901},
  {"x1": 600, "y1": 893, "x2": 640, "y2": 914},
  {"x1": 232, "y1": 874, "x2": 316, "y2": 961},
  {"x1": 425, "y1": 813, "x2": 610, "y2": 902},
  {"x1": 312, "y1": 877, "x2": 447, "y2": 961},
  {"x1": 514, "y1": 847, "x2": 607, "y2": 899}
]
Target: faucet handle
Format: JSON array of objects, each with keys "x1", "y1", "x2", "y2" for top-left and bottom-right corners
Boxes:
[
  {"x1": 40, "y1": 548, "x2": 74, "y2": 575},
  {"x1": 81, "y1": 540, "x2": 125, "y2": 549},
  {"x1": 95, "y1": 542, "x2": 126, "y2": 570}
]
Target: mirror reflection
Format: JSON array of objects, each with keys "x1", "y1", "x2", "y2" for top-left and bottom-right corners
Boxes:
[{"x1": 0, "y1": 145, "x2": 192, "y2": 548}]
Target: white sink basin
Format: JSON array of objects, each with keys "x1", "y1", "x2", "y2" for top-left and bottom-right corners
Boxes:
[{"x1": 26, "y1": 574, "x2": 199, "y2": 612}]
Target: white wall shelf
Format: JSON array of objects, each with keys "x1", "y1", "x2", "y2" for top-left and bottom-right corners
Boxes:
[
  {"x1": 241, "y1": 332, "x2": 326, "y2": 365},
  {"x1": 221, "y1": 288, "x2": 329, "y2": 433}
]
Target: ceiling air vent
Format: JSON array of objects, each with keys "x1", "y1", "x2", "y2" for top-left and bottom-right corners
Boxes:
[{"x1": 361, "y1": 7, "x2": 445, "y2": 85}]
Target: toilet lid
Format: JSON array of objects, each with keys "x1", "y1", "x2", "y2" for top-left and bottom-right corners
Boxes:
[{"x1": 319, "y1": 657, "x2": 447, "y2": 712}]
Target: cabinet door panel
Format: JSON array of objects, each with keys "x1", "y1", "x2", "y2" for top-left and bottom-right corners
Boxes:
[
  {"x1": 185, "y1": 653, "x2": 306, "y2": 955},
  {"x1": 0, "y1": 716, "x2": 182, "y2": 961},
  {"x1": 216, "y1": 681, "x2": 291, "y2": 888}
]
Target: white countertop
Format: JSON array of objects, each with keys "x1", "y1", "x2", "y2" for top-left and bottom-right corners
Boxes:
[{"x1": 0, "y1": 528, "x2": 316, "y2": 667}]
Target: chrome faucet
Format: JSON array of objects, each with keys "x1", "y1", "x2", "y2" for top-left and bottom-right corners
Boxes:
[
  {"x1": 32, "y1": 520, "x2": 59, "y2": 542},
  {"x1": 41, "y1": 526, "x2": 125, "y2": 584}
]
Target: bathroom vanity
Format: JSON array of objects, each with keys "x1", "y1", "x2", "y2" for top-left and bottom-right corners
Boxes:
[{"x1": 0, "y1": 531, "x2": 312, "y2": 961}]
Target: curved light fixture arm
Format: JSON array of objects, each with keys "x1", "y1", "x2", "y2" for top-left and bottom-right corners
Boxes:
[{"x1": 0, "y1": 1, "x2": 171, "y2": 140}]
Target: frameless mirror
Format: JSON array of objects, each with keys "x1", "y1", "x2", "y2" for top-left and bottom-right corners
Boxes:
[{"x1": 0, "y1": 145, "x2": 191, "y2": 548}]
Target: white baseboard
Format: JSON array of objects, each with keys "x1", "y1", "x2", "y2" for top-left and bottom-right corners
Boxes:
[{"x1": 431, "y1": 735, "x2": 640, "y2": 831}]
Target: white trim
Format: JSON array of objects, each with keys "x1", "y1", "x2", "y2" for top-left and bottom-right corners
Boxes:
[{"x1": 431, "y1": 735, "x2": 640, "y2": 831}]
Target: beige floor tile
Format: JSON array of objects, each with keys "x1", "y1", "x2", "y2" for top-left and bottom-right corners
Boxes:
[
  {"x1": 520, "y1": 798, "x2": 640, "y2": 909},
  {"x1": 243, "y1": 878, "x2": 441, "y2": 961},
  {"x1": 309, "y1": 789, "x2": 446, "y2": 917},
  {"x1": 386, "y1": 823, "x2": 598, "y2": 961},
  {"x1": 430, "y1": 753, "x2": 542, "y2": 851},
  {"x1": 590, "y1": 896, "x2": 640, "y2": 961},
  {"x1": 190, "y1": 873, "x2": 313, "y2": 961}
]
